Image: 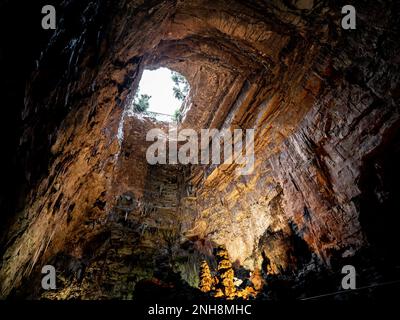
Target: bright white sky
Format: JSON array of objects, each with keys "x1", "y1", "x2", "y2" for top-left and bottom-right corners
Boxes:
[{"x1": 136, "y1": 67, "x2": 182, "y2": 115}]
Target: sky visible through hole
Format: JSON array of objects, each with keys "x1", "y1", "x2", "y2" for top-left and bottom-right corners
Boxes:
[{"x1": 135, "y1": 67, "x2": 183, "y2": 115}]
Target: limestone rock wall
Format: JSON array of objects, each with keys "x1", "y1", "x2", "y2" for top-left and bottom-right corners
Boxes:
[{"x1": 184, "y1": 0, "x2": 400, "y2": 277}]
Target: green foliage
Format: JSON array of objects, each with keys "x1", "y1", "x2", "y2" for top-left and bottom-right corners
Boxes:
[
  {"x1": 171, "y1": 71, "x2": 189, "y2": 101},
  {"x1": 133, "y1": 93, "x2": 151, "y2": 113},
  {"x1": 173, "y1": 87, "x2": 186, "y2": 101},
  {"x1": 173, "y1": 109, "x2": 183, "y2": 122}
]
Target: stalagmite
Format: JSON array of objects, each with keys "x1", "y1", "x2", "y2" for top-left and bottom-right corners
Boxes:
[
  {"x1": 214, "y1": 246, "x2": 236, "y2": 299},
  {"x1": 199, "y1": 260, "x2": 213, "y2": 293}
]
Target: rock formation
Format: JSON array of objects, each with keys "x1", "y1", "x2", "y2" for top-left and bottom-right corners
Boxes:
[
  {"x1": 202, "y1": 246, "x2": 257, "y2": 300},
  {"x1": 199, "y1": 260, "x2": 213, "y2": 293},
  {"x1": 0, "y1": 0, "x2": 399, "y2": 300},
  {"x1": 214, "y1": 246, "x2": 237, "y2": 299}
]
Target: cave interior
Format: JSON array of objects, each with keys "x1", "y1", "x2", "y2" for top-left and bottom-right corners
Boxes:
[{"x1": 0, "y1": 0, "x2": 399, "y2": 301}]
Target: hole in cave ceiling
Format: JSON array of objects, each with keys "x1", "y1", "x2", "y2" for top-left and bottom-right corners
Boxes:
[{"x1": 129, "y1": 67, "x2": 190, "y2": 122}]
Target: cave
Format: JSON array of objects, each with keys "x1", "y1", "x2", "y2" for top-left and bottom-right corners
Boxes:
[{"x1": 0, "y1": 0, "x2": 399, "y2": 305}]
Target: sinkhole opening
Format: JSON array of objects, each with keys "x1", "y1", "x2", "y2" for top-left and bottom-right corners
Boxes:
[{"x1": 131, "y1": 67, "x2": 190, "y2": 122}]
